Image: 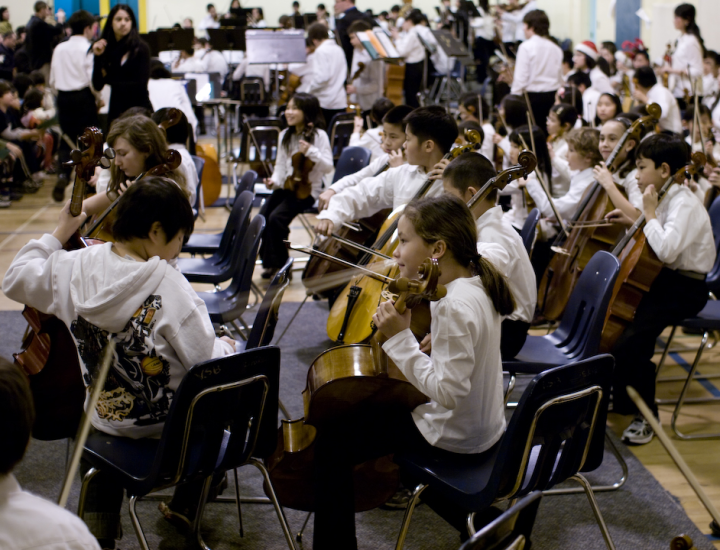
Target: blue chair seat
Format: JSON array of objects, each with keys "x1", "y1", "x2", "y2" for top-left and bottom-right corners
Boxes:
[
  {"x1": 679, "y1": 300, "x2": 720, "y2": 330},
  {"x1": 505, "y1": 336, "x2": 577, "y2": 374},
  {"x1": 177, "y1": 257, "x2": 231, "y2": 283},
  {"x1": 182, "y1": 233, "x2": 223, "y2": 255}
]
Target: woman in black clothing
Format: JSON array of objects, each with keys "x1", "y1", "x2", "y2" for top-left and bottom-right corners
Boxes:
[{"x1": 92, "y1": 4, "x2": 152, "y2": 129}]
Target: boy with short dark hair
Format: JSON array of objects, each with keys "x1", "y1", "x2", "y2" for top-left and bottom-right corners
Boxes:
[
  {"x1": 632, "y1": 66, "x2": 682, "y2": 134},
  {"x1": 442, "y1": 152, "x2": 536, "y2": 358},
  {"x1": 607, "y1": 134, "x2": 716, "y2": 444},
  {"x1": 315, "y1": 105, "x2": 458, "y2": 236},
  {"x1": 348, "y1": 97, "x2": 394, "y2": 161},
  {"x1": 305, "y1": 22, "x2": 348, "y2": 125}
]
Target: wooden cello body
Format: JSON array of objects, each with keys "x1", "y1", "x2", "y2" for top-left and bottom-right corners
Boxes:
[{"x1": 196, "y1": 143, "x2": 223, "y2": 207}]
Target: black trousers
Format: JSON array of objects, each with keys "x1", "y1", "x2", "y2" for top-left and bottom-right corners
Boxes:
[
  {"x1": 501, "y1": 318, "x2": 530, "y2": 360},
  {"x1": 321, "y1": 107, "x2": 347, "y2": 129},
  {"x1": 612, "y1": 268, "x2": 708, "y2": 416},
  {"x1": 404, "y1": 61, "x2": 424, "y2": 108},
  {"x1": 526, "y1": 90, "x2": 557, "y2": 137},
  {"x1": 473, "y1": 37, "x2": 495, "y2": 83},
  {"x1": 259, "y1": 188, "x2": 315, "y2": 269},
  {"x1": 57, "y1": 88, "x2": 99, "y2": 179}
]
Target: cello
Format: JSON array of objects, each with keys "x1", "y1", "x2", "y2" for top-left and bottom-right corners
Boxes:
[
  {"x1": 266, "y1": 258, "x2": 445, "y2": 512},
  {"x1": 325, "y1": 130, "x2": 483, "y2": 344},
  {"x1": 14, "y1": 127, "x2": 112, "y2": 440},
  {"x1": 600, "y1": 152, "x2": 706, "y2": 352},
  {"x1": 537, "y1": 104, "x2": 662, "y2": 321}
]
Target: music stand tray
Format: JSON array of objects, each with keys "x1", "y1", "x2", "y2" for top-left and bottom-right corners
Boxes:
[{"x1": 245, "y1": 29, "x2": 307, "y2": 64}]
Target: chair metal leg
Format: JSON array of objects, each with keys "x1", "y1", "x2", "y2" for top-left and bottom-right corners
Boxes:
[
  {"x1": 543, "y1": 432, "x2": 628, "y2": 494},
  {"x1": 231, "y1": 320, "x2": 249, "y2": 341},
  {"x1": 466, "y1": 512, "x2": 477, "y2": 537},
  {"x1": 395, "y1": 483, "x2": 428, "y2": 550},
  {"x1": 233, "y1": 468, "x2": 244, "y2": 537},
  {"x1": 129, "y1": 495, "x2": 152, "y2": 550},
  {"x1": 571, "y1": 474, "x2": 616, "y2": 550},
  {"x1": 655, "y1": 325, "x2": 677, "y2": 373},
  {"x1": 671, "y1": 331, "x2": 720, "y2": 440},
  {"x1": 249, "y1": 458, "x2": 297, "y2": 550},
  {"x1": 77, "y1": 467, "x2": 99, "y2": 518},
  {"x1": 194, "y1": 476, "x2": 214, "y2": 550},
  {"x1": 504, "y1": 372, "x2": 516, "y2": 406},
  {"x1": 296, "y1": 512, "x2": 312, "y2": 545}
]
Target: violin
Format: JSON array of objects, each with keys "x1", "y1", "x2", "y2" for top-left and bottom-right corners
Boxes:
[
  {"x1": 284, "y1": 122, "x2": 315, "y2": 201},
  {"x1": 14, "y1": 127, "x2": 111, "y2": 440},
  {"x1": 537, "y1": 104, "x2": 662, "y2": 321},
  {"x1": 266, "y1": 257, "x2": 444, "y2": 512},
  {"x1": 326, "y1": 129, "x2": 483, "y2": 345}
]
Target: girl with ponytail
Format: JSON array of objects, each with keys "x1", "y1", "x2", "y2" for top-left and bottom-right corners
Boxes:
[{"x1": 663, "y1": 3, "x2": 705, "y2": 106}]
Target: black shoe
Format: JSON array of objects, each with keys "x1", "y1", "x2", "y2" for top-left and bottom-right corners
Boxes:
[{"x1": 261, "y1": 267, "x2": 278, "y2": 279}]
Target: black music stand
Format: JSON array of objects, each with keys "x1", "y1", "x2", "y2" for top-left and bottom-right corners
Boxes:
[
  {"x1": 431, "y1": 29, "x2": 471, "y2": 105},
  {"x1": 245, "y1": 29, "x2": 307, "y2": 104},
  {"x1": 207, "y1": 27, "x2": 246, "y2": 51},
  {"x1": 218, "y1": 17, "x2": 247, "y2": 28},
  {"x1": 141, "y1": 28, "x2": 194, "y2": 56}
]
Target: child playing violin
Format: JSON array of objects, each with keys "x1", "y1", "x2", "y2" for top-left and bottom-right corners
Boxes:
[
  {"x1": 261, "y1": 92, "x2": 333, "y2": 279},
  {"x1": 605, "y1": 134, "x2": 716, "y2": 445},
  {"x1": 312, "y1": 194, "x2": 514, "y2": 549}
]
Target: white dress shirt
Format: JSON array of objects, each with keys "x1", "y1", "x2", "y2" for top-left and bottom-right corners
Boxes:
[
  {"x1": 616, "y1": 167, "x2": 643, "y2": 210},
  {"x1": 550, "y1": 137, "x2": 572, "y2": 197},
  {"x1": 198, "y1": 14, "x2": 220, "y2": 32},
  {"x1": 174, "y1": 56, "x2": 205, "y2": 73},
  {"x1": 471, "y1": 8, "x2": 495, "y2": 41},
  {"x1": 49, "y1": 35, "x2": 93, "y2": 92},
  {"x1": 329, "y1": 153, "x2": 390, "y2": 195},
  {"x1": 480, "y1": 122, "x2": 495, "y2": 163},
  {"x1": 702, "y1": 73, "x2": 719, "y2": 106},
  {"x1": 644, "y1": 183, "x2": 716, "y2": 273},
  {"x1": 589, "y1": 66, "x2": 614, "y2": 95},
  {"x1": 202, "y1": 49, "x2": 229, "y2": 80},
  {"x1": 646, "y1": 83, "x2": 683, "y2": 134},
  {"x1": 306, "y1": 40, "x2": 348, "y2": 110},
  {"x1": 0, "y1": 474, "x2": 101, "y2": 550},
  {"x1": 476, "y1": 206, "x2": 537, "y2": 324},
  {"x1": 395, "y1": 26, "x2": 425, "y2": 64},
  {"x1": 511, "y1": 34, "x2": 563, "y2": 95},
  {"x1": 268, "y1": 128, "x2": 333, "y2": 200},
  {"x1": 172, "y1": 143, "x2": 198, "y2": 207},
  {"x1": 231, "y1": 50, "x2": 271, "y2": 90},
  {"x1": 383, "y1": 276, "x2": 506, "y2": 454},
  {"x1": 582, "y1": 87, "x2": 602, "y2": 125},
  {"x1": 528, "y1": 166, "x2": 594, "y2": 221},
  {"x1": 348, "y1": 127, "x2": 384, "y2": 161},
  {"x1": 289, "y1": 53, "x2": 315, "y2": 94},
  {"x1": 672, "y1": 33, "x2": 704, "y2": 99},
  {"x1": 317, "y1": 163, "x2": 443, "y2": 229},
  {"x1": 147, "y1": 78, "x2": 199, "y2": 140},
  {"x1": 501, "y1": 0, "x2": 538, "y2": 42}
]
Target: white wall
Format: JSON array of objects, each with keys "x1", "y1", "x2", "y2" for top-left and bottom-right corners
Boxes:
[{"x1": 5, "y1": 0, "x2": 35, "y2": 33}]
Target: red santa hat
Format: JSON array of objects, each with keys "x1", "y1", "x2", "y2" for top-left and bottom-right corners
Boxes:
[{"x1": 575, "y1": 41, "x2": 599, "y2": 62}]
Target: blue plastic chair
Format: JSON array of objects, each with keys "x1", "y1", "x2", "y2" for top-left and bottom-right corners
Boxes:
[
  {"x1": 178, "y1": 191, "x2": 253, "y2": 280},
  {"x1": 227, "y1": 167, "x2": 258, "y2": 209},
  {"x1": 394, "y1": 355, "x2": 615, "y2": 550},
  {"x1": 332, "y1": 146, "x2": 372, "y2": 183},
  {"x1": 459, "y1": 492, "x2": 542, "y2": 550},
  {"x1": 191, "y1": 155, "x2": 205, "y2": 221},
  {"x1": 503, "y1": 251, "x2": 620, "y2": 374},
  {"x1": 328, "y1": 113, "x2": 356, "y2": 164},
  {"x1": 654, "y1": 196, "x2": 720, "y2": 439},
  {"x1": 519, "y1": 208, "x2": 540, "y2": 256},
  {"x1": 78, "y1": 346, "x2": 296, "y2": 550},
  {"x1": 196, "y1": 215, "x2": 265, "y2": 337}
]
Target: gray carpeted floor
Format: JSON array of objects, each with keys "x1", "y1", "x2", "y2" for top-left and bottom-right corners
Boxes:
[{"x1": 1, "y1": 304, "x2": 717, "y2": 550}]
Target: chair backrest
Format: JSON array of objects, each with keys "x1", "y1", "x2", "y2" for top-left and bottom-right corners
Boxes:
[
  {"x1": 216, "y1": 190, "x2": 254, "y2": 262},
  {"x1": 332, "y1": 146, "x2": 372, "y2": 183},
  {"x1": 235, "y1": 168, "x2": 258, "y2": 197},
  {"x1": 245, "y1": 258, "x2": 293, "y2": 350},
  {"x1": 191, "y1": 155, "x2": 205, "y2": 217},
  {"x1": 488, "y1": 355, "x2": 613, "y2": 503},
  {"x1": 222, "y1": 214, "x2": 266, "y2": 318},
  {"x1": 245, "y1": 126, "x2": 281, "y2": 169},
  {"x1": 240, "y1": 77, "x2": 265, "y2": 104},
  {"x1": 704, "y1": 196, "x2": 720, "y2": 291},
  {"x1": 460, "y1": 492, "x2": 542, "y2": 550},
  {"x1": 329, "y1": 114, "x2": 356, "y2": 162},
  {"x1": 551, "y1": 251, "x2": 620, "y2": 361},
  {"x1": 150, "y1": 346, "x2": 281, "y2": 487},
  {"x1": 519, "y1": 208, "x2": 540, "y2": 257}
]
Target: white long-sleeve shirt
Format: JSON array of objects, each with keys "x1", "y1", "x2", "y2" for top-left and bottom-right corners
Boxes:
[
  {"x1": 268, "y1": 128, "x2": 333, "y2": 200},
  {"x1": 49, "y1": 35, "x2": 93, "y2": 92},
  {"x1": 383, "y1": 276, "x2": 506, "y2": 454},
  {"x1": 672, "y1": 33, "x2": 704, "y2": 99},
  {"x1": 500, "y1": 0, "x2": 538, "y2": 42},
  {"x1": 480, "y1": 122, "x2": 495, "y2": 163},
  {"x1": 616, "y1": 167, "x2": 643, "y2": 210},
  {"x1": 348, "y1": 127, "x2": 384, "y2": 161},
  {"x1": 644, "y1": 183, "x2": 715, "y2": 273},
  {"x1": 329, "y1": 153, "x2": 389, "y2": 194},
  {"x1": 550, "y1": 137, "x2": 572, "y2": 197},
  {"x1": 201, "y1": 49, "x2": 229, "y2": 80},
  {"x1": 510, "y1": 34, "x2": 563, "y2": 95},
  {"x1": 317, "y1": 163, "x2": 443, "y2": 229},
  {"x1": 646, "y1": 83, "x2": 683, "y2": 134},
  {"x1": 306, "y1": 40, "x2": 348, "y2": 110},
  {"x1": 475, "y1": 206, "x2": 537, "y2": 324},
  {"x1": 589, "y1": 66, "x2": 614, "y2": 95},
  {"x1": 527, "y1": 166, "x2": 594, "y2": 221},
  {"x1": 395, "y1": 26, "x2": 425, "y2": 64}
]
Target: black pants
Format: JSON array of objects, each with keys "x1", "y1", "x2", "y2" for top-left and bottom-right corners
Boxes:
[
  {"x1": 259, "y1": 188, "x2": 315, "y2": 269},
  {"x1": 321, "y1": 107, "x2": 347, "y2": 129},
  {"x1": 501, "y1": 318, "x2": 530, "y2": 360},
  {"x1": 473, "y1": 37, "x2": 495, "y2": 83},
  {"x1": 404, "y1": 61, "x2": 424, "y2": 108},
  {"x1": 526, "y1": 90, "x2": 557, "y2": 137},
  {"x1": 612, "y1": 268, "x2": 708, "y2": 416},
  {"x1": 57, "y1": 88, "x2": 99, "y2": 179}
]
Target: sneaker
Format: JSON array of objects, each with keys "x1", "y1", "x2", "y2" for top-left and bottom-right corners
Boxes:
[
  {"x1": 622, "y1": 415, "x2": 656, "y2": 445},
  {"x1": 381, "y1": 487, "x2": 413, "y2": 510},
  {"x1": 158, "y1": 501, "x2": 192, "y2": 529}
]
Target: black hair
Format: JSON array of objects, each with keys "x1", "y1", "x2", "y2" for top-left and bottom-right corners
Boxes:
[
  {"x1": 675, "y1": 3, "x2": 705, "y2": 55},
  {"x1": 0, "y1": 79, "x2": 12, "y2": 97},
  {"x1": 68, "y1": 9, "x2": 95, "y2": 35},
  {"x1": 550, "y1": 103, "x2": 578, "y2": 131},
  {"x1": 458, "y1": 119, "x2": 484, "y2": 147},
  {"x1": 12, "y1": 74, "x2": 31, "y2": 99},
  {"x1": 0, "y1": 358, "x2": 35, "y2": 476},
  {"x1": 601, "y1": 41, "x2": 617, "y2": 55},
  {"x1": 2, "y1": 30, "x2": 13, "y2": 40},
  {"x1": 562, "y1": 49, "x2": 573, "y2": 68},
  {"x1": 634, "y1": 66, "x2": 657, "y2": 89},
  {"x1": 317, "y1": 3, "x2": 326, "y2": 10},
  {"x1": 459, "y1": 91, "x2": 489, "y2": 122},
  {"x1": 113, "y1": 176, "x2": 195, "y2": 243},
  {"x1": 595, "y1": 92, "x2": 623, "y2": 126},
  {"x1": 596, "y1": 56, "x2": 611, "y2": 77},
  {"x1": 510, "y1": 125, "x2": 552, "y2": 191},
  {"x1": 28, "y1": 70, "x2": 45, "y2": 86},
  {"x1": 347, "y1": 19, "x2": 373, "y2": 34},
  {"x1": 382, "y1": 104, "x2": 413, "y2": 127},
  {"x1": 682, "y1": 103, "x2": 711, "y2": 122},
  {"x1": 283, "y1": 92, "x2": 324, "y2": 151},
  {"x1": 99, "y1": 5, "x2": 143, "y2": 65},
  {"x1": 404, "y1": 105, "x2": 458, "y2": 155},
  {"x1": 370, "y1": 97, "x2": 394, "y2": 124},
  {"x1": 391, "y1": 5, "x2": 400, "y2": 13},
  {"x1": 523, "y1": 9, "x2": 549, "y2": 37},
  {"x1": 442, "y1": 151, "x2": 496, "y2": 197},
  {"x1": 0, "y1": 8, "x2": 7, "y2": 21},
  {"x1": 292, "y1": 1, "x2": 300, "y2": 7},
  {"x1": 152, "y1": 108, "x2": 190, "y2": 145},
  {"x1": 407, "y1": 9, "x2": 425, "y2": 26},
  {"x1": 501, "y1": 94, "x2": 528, "y2": 130},
  {"x1": 149, "y1": 60, "x2": 172, "y2": 79},
  {"x1": 380, "y1": 10, "x2": 388, "y2": 17},
  {"x1": 557, "y1": 85, "x2": 584, "y2": 114},
  {"x1": 635, "y1": 49, "x2": 650, "y2": 63},
  {"x1": 705, "y1": 50, "x2": 719, "y2": 64},
  {"x1": 567, "y1": 71, "x2": 592, "y2": 90},
  {"x1": 15, "y1": 26, "x2": 26, "y2": 36},
  {"x1": 207, "y1": 3, "x2": 215, "y2": 10},
  {"x1": 636, "y1": 133, "x2": 689, "y2": 175},
  {"x1": 307, "y1": 21, "x2": 328, "y2": 42},
  {"x1": 22, "y1": 87, "x2": 43, "y2": 111}
]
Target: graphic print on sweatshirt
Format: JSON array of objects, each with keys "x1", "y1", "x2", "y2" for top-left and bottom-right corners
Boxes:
[{"x1": 71, "y1": 294, "x2": 172, "y2": 427}]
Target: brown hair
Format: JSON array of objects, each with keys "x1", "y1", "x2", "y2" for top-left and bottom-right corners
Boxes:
[
  {"x1": 523, "y1": 9, "x2": 550, "y2": 37},
  {"x1": 566, "y1": 127, "x2": 603, "y2": 167},
  {"x1": 106, "y1": 115, "x2": 188, "y2": 198},
  {"x1": 347, "y1": 19, "x2": 373, "y2": 35},
  {"x1": 402, "y1": 195, "x2": 515, "y2": 316},
  {"x1": 307, "y1": 22, "x2": 329, "y2": 42}
]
